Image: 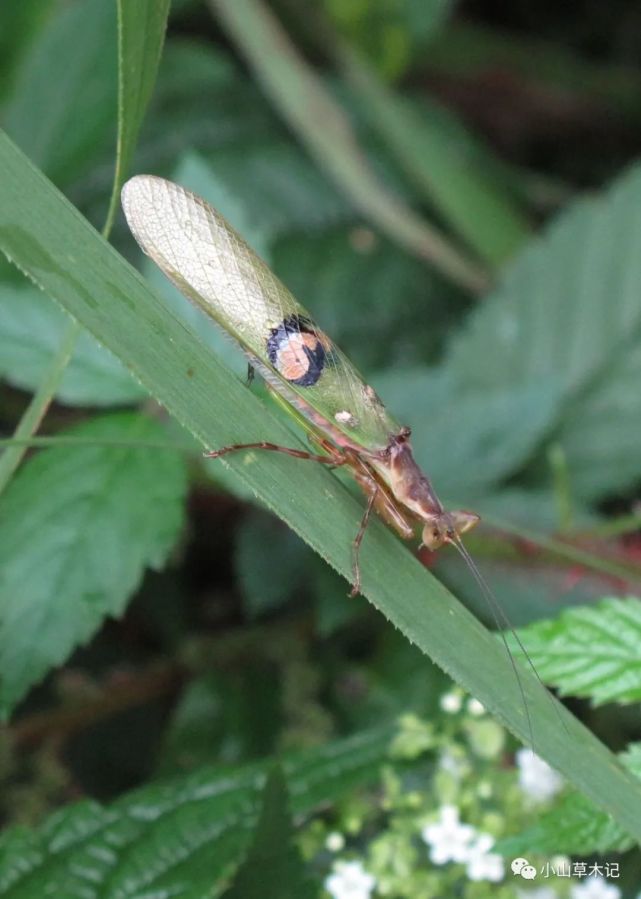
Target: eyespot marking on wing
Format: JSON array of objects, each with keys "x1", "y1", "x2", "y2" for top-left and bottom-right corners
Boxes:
[{"x1": 267, "y1": 315, "x2": 330, "y2": 387}]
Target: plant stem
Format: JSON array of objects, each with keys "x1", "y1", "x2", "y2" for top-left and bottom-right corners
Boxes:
[{"x1": 0, "y1": 320, "x2": 80, "y2": 494}]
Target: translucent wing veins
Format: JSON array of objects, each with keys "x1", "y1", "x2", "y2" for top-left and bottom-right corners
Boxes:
[{"x1": 122, "y1": 175, "x2": 399, "y2": 451}]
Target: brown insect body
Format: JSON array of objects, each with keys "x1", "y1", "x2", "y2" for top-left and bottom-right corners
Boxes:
[
  {"x1": 211, "y1": 420, "x2": 480, "y2": 595},
  {"x1": 369, "y1": 428, "x2": 480, "y2": 551}
]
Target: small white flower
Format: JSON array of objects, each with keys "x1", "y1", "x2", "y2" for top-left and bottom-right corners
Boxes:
[
  {"x1": 326, "y1": 832, "x2": 345, "y2": 852},
  {"x1": 421, "y1": 805, "x2": 475, "y2": 864},
  {"x1": 440, "y1": 690, "x2": 463, "y2": 713},
  {"x1": 516, "y1": 749, "x2": 564, "y2": 802},
  {"x1": 325, "y1": 860, "x2": 376, "y2": 899},
  {"x1": 467, "y1": 697, "x2": 485, "y2": 716},
  {"x1": 570, "y1": 875, "x2": 621, "y2": 899},
  {"x1": 465, "y1": 833, "x2": 505, "y2": 882}
]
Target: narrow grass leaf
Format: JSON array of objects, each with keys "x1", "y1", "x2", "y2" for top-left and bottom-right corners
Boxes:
[{"x1": 104, "y1": 0, "x2": 171, "y2": 232}]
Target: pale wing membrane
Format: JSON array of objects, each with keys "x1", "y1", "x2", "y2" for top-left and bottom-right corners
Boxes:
[{"x1": 122, "y1": 175, "x2": 398, "y2": 450}]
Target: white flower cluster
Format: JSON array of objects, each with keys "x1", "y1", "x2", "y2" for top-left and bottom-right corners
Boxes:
[
  {"x1": 323, "y1": 803, "x2": 505, "y2": 898},
  {"x1": 421, "y1": 804, "x2": 504, "y2": 882},
  {"x1": 322, "y1": 749, "x2": 570, "y2": 898},
  {"x1": 515, "y1": 748, "x2": 564, "y2": 803},
  {"x1": 325, "y1": 860, "x2": 376, "y2": 899}
]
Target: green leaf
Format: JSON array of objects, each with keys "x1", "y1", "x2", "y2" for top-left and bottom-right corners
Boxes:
[
  {"x1": 222, "y1": 767, "x2": 316, "y2": 899},
  {"x1": 553, "y1": 339, "x2": 641, "y2": 501},
  {"x1": 498, "y1": 744, "x2": 641, "y2": 856},
  {"x1": 498, "y1": 791, "x2": 634, "y2": 856},
  {"x1": 446, "y1": 162, "x2": 641, "y2": 500},
  {"x1": 115, "y1": 0, "x2": 170, "y2": 189},
  {"x1": 0, "y1": 728, "x2": 392, "y2": 897},
  {"x1": 3, "y1": 132, "x2": 641, "y2": 844},
  {"x1": 4, "y1": 0, "x2": 117, "y2": 185},
  {"x1": 0, "y1": 281, "x2": 144, "y2": 406},
  {"x1": 508, "y1": 597, "x2": 641, "y2": 705},
  {"x1": 0, "y1": 412, "x2": 187, "y2": 714}
]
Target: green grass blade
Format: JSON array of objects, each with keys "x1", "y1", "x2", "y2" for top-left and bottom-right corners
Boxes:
[
  {"x1": 103, "y1": 0, "x2": 171, "y2": 234},
  {"x1": 1, "y1": 129, "x2": 641, "y2": 843}
]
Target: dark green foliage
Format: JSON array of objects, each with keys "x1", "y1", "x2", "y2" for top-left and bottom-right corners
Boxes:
[
  {"x1": 0, "y1": 729, "x2": 392, "y2": 896},
  {"x1": 4, "y1": 0, "x2": 117, "y2": 186},
  {"x1": 447, "y1": 164, "x2": 641, "y2": 500},
  {"x1": 222, "y1": 767, "x2": 317, "y2": 899}
]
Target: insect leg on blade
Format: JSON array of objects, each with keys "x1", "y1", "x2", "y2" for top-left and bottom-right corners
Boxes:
[
  {"x1": 347, "y1": 454, "x2": 415, "y2": 596},
  {"x1": 205, "y1": 432, "x2": 409, "y2": 594},
  {"x1": 349, "y1": 476, "x2": 378, "y2": 598},
  {"x1": 204, "y1": 441, "x2": 346, "y2": 466}
]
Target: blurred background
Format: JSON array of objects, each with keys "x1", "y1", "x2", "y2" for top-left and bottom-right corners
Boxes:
[{"x1": 3, "y1": 0, "x2": 641, "y2": 895}]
